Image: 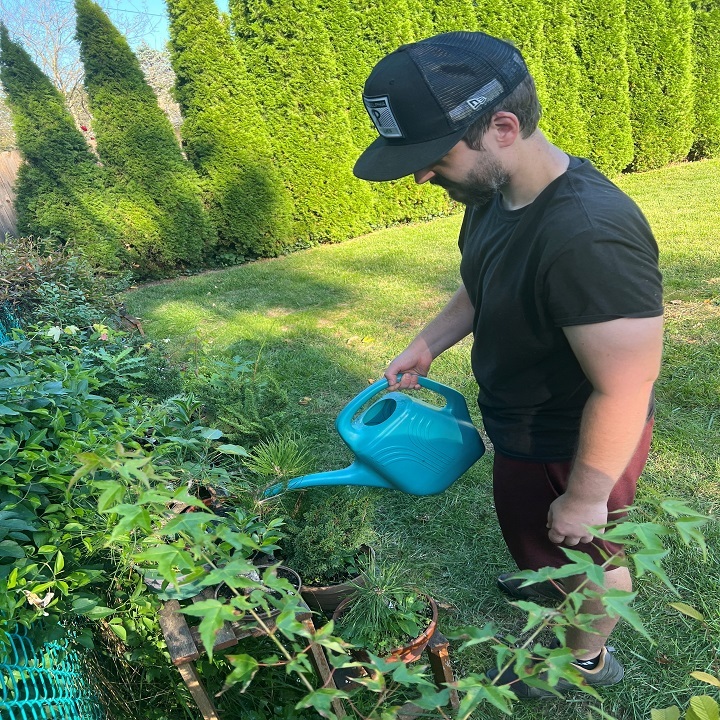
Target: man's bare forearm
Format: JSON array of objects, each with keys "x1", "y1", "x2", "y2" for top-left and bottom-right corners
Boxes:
[{"x1": 412, "y1": 284, "x2": 474, "y2": 359}]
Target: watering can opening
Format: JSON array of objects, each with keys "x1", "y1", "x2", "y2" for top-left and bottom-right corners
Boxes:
[{"x1": 362, "y1": 397, "x2": 397, "y2": 426}]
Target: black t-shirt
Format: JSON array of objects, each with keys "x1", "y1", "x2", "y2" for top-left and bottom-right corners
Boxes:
[{"x1": 458, "y1": 156, "x2": 663, "y2": 461}]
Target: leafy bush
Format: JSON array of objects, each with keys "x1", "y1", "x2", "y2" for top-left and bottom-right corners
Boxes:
[
  {"x1": 280, "y1": 489, "x2": 377, "y2": 585},
  {"x1": 0, "y1": 236, "x2": 131, "y2": 328},
  {"x1": 183, "y1": 355, "x2": 290, "y2": 445}
]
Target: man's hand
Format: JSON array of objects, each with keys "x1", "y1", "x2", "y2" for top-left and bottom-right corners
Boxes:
[
  {"x1": 384, "y1": 342, "x2": 433, "y2": 390},
  {"x1": 546, "y1": 493, "x2": 608, "y2": 546}
]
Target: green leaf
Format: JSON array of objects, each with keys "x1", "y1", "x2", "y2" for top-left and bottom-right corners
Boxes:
[
  {"x1": 198, "y1": 427, "x2": 223, "y2": 440},
  {"x1": 691, "y1": 672, "x2": 720, "y2": 688},
  {"x1": 295, "y1": 687, "x2": 349, "y2": 715},
  {"x1": 223, "y1": 654, "x2": 259, "y2": 693},
  {"x1": 602, "y1": 589, "x2": 652, "y2": 642},
  {"x1": 669, "y1": 602, "x2": 705, "y2": 622},
  {"x1": 0, "y1": 540, "x2": 25, "y2": 558},
  {"x1": 447, "y1": 623, "x2": 498, "y2": 651},
  {"x1": 97, "y1": 481, "x2": 126, "y2": 513},
  {"x1": 216, "y1": 444, "x2": 249, "y2": 456},
  {"x1": 454, "y1": 676, "x2": 518, "y2": 716},
  {"x1": 109, "y1": 505, "x2": 152, "y2": 540},
  {"x1": 0, "y1": 404, "x2": 19, "y2": 416},
  {"x1": 686, "y1": 696, "x2": 720, "y2": 720},
  {"x1": 54, "y1": 550, "x2": 65, "y2": 574},
  {"x1": 632, "y1": 548, "x2": 674, "y2": 590},
  {"x1": 675, "y1": 518, "x2": 709, "y2": 559},
  {"x1": 109, "y1": 623, "x2": 127, "y2": 642},
  {"x1": 650, "y1": 709, "x2": 681, "y2": 720}
]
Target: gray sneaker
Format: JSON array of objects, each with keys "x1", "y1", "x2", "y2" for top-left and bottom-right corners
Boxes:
[{"x1": 486, "y1": 646, "x2": 624, "y2": 699}]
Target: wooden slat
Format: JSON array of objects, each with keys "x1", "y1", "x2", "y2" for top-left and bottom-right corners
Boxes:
[
  {"x1": 158, "y1": 599, "x2": 201, "y2": 665},
  {"x1": 177, "y1": 663, "x2": 221, "y2": 720},
  {"x1": 0, "y1": 150, "x2": 21, "y2": 237}
]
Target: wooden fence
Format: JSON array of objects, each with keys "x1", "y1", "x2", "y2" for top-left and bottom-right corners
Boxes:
[{"x1": 0, "y1": 150, "x2": 20, "y2": 237}]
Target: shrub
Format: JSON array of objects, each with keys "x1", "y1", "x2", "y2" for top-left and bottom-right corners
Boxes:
[
  {"x1": 574, "y1": 0, "x2": 634, "y2": 175},
  {"x1": 166, "y1": 0, "x2": 294, "y2": 263},
  {"x1": 0, "y1": 25, "x2": 126, "y2": 268},
  {"x1": 626, "y1": 0, "x2": 695, "y2": 170},
  {"x1": 230, "y1": 0, "x2": 376, "y2": 246},
  {"x1": 74, "y1": 0, "x2": 216, "y2": 277},
  {"x1": 690, "y1": 4, "x2": 720, "y2": 159}
]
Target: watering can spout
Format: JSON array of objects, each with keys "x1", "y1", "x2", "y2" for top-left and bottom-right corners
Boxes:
[{"x1": 262, "y1": 462, "x2": 392, "y2": 498}]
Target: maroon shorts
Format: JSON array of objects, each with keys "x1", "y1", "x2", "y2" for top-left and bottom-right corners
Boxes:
[{"x1": 492, "y1": 419, "x2": 653, "y2": 571}]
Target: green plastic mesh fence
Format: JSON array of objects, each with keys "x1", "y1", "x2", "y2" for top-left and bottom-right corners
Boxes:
[
  {"x1": 0, "y1": 628, "x2": 105, "y2": 720},
  {"x1": 0, "y1": 304, "x2": 20, "y2": 343}
]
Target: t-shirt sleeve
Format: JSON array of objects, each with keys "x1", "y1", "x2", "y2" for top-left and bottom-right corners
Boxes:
[{"x1": 544, "y1": 231, "x2": 664, "y2": 327}]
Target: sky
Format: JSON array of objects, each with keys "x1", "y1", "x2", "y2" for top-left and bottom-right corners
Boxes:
[{"x1": 96, "y1": 0, "x2": 230, "y2": 50}]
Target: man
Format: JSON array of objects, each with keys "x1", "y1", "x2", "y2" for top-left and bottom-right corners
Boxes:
[{"x1": 353, "y1": 31, "x2": 663, "y2": 697}]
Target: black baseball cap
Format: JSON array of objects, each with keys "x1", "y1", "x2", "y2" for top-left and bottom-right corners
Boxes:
[{"x1": 354, "y1": 31, "x2": 529, "y2": 182}]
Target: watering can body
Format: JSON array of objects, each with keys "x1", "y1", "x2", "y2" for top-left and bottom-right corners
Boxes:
[{"x1": 263, "y1": 376, "x2": 485, "y2": 497}]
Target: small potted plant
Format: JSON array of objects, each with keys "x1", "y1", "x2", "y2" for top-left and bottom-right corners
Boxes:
[
  {"x1": 280, "y1": 488, "x2": 377, "y2": 615},
  {"x1": 332, "y1": 558, "x2": 438, "y2": 664}
]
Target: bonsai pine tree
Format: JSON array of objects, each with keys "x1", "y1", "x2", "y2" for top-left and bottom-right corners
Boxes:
[
  {"x1": 166, "y1": 0, "x2": 294, "y2": 262},
  {"x1": 74, "y1": 0, "x2": 216, "y2": 275},
  {"x1": 0, "y1": 24, "x2": 125, "y2": 268},
  {"x1": 574, "y1": 0, "x2": 634, "y2": 175}
]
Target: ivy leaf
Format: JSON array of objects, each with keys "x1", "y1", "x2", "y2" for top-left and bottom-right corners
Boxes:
[{"x1": 686, "y1": 696, "x2": 720, "y2": 720}]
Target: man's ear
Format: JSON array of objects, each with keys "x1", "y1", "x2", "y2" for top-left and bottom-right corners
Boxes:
[{"x1": 490, "y1": 111, "x2": 520, "y2": 147}]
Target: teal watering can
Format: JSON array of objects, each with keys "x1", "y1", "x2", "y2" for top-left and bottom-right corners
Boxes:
[{"x1": 263, "y1": 376, "x2": 485, "y2": 497}]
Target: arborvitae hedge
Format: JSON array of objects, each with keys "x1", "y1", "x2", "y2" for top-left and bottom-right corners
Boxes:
[
  {"x1": 166, "y1": 0, "x2": 294, "y2": 263},
  {"x1": 626, "y1": 0, "x2": 694, "y2": 171},
  {"x1": 538, "y1": 0, "x2": 589, "y2": 158},
  {"x1": 75, "y1": 0, "x2": 215, "y2": 275},
  {"x1": 691, "y1": 3, "x2": 720, "y2": 159},
  {"x1": 574, "y1": 0, "x2": 634, "y2": 175},
  {"x1": 0, "y1": 25, "x2": 125, "y2": 268},
  {"x1": 430, "y1": 0, "x2": 479, "y2": 34},
  {"x1": 229, "y1": 0, "x2": 375, "y2": 245}
]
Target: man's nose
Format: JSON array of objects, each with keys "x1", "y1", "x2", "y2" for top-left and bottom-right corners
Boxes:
[{"x1": 414, "y1": 167, "x2": 436, "y2": 184}]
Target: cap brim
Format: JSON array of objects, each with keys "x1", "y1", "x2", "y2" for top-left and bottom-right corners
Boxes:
[{"x1": 353, "y1": 128, "x2": 468, "y2": 181}]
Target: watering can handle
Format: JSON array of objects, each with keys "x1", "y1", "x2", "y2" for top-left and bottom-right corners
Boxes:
[{"x1": 335, "y1": 375, "x2": 468, "y2": 434}]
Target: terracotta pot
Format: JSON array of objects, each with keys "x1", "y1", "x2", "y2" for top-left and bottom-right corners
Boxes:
[
  {"x1": 332, "y1": 594, "x2": 438, "y2": 664},
  {"x1": 299, "y1": 546, "x2": 375, "y2": 617}
]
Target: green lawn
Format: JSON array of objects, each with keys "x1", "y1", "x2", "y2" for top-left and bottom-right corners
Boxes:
[{"x1": 125, "y1": 158, "x2": 720, "y2": 719}]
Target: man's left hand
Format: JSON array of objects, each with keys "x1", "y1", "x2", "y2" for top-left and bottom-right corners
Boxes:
[{"x1": 546, "y1": 493, "x2": 608, "y2": 546}]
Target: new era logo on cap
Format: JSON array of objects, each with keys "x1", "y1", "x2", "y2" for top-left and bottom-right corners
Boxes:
[{"x1": 364, "y1": 96, "x2": 403, "y2": 138}]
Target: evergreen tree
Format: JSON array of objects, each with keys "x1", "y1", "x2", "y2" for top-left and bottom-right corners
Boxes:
[
  {"x1": 691, "y1": 2, "x2": 720, "y2": 158},
  {"x1": 431, "y1": 0, "x2": 479, "y2": 34},
  {"x1": 626, "y1": 0, "x2": 694, "y2": 170},
  {"x1": 229, "y1": 0, "x2": 375, "y2": 245},
  {"x1": 475, "y1": 0, "x2": 547, "y2": 101},
  {"x1": 538, "y1": 0, "x2": 589, "y2": 157},
  {"x1": 0, "y1": 23, "x2": 124, "y2": 268},
  {"x1": 329, "y1": 0, "x2": 452, "y2": 226},
  {"x1": 574, "y1": 0, "x2": 634, "y2": 175},
  {"x1": 75, "y1": 0, "x2": 215, "y2": 273},
  {"x1": 166, "y1": 0, "x2": 294, "y2": 262}
]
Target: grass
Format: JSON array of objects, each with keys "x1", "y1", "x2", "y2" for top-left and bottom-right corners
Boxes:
[{"x1": 125, "y1": 158, "x2": 720, "y2": 719}]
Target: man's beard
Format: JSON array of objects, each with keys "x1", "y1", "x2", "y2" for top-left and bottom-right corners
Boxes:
[{"x1": 430, "y1": 156, "x2": 509, "y2": 206}]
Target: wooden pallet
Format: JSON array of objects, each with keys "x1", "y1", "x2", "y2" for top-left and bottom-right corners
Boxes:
[{"x1": 158, "y1": 586, "x2": 346, "y2": 719}]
